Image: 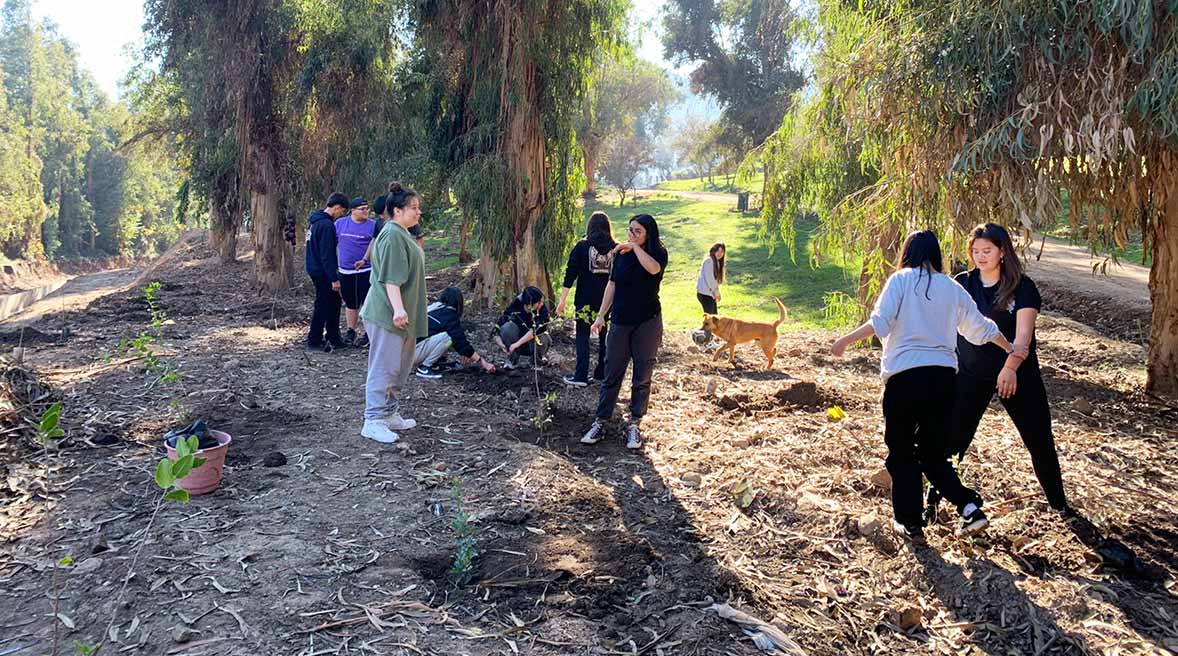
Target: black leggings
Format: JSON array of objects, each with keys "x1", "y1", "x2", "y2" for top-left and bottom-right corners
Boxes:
[
  {"x1": 573, "y1": 317, "x2": 607, "y2": 382},
  {"x1": 697, "y1": 293, "x2": 718, "y2": 315},
  {"x1": 948, "y1": 366, "x2": 1067, "y2": 510},
  {"x1": 596, "y1": 315, "x2": 662, "y2": 421},
  {"x1": 883, "y1": 366, "x2": 982, "y2": 528}
]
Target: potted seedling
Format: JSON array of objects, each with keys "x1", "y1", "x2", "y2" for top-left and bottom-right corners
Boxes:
[{"x1": 162, "y1": 419, "x2": 232, "y2": 495}]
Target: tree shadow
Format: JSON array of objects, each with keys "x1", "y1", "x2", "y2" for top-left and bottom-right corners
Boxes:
[
  {"x1": 1056, "y1": 511, "x2": 1178, "y2": 653},
  {"x1": 914, "y1": 548, "x2": 1095, "y2": 654}
]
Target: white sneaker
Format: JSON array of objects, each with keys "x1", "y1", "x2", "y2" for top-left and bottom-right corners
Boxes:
[
  {"x1": 383, "y1": 414, "x2": 417, "y2": 431},
  {"x1": 361, "y1": 419, "x2": 399, "y2": 444},
  {"x1": 580, "y1": 419, "x2": 605, "y2": 445}
]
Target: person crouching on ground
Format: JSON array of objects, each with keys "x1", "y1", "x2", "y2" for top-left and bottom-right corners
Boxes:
[
  {"x1": 305, "y1": 192, "x2": 349, "y2": 352},
  {"x1": 413, "y1": 287, "x2": 497, "y2": 379},
  {"x1": 831, "y1": 230, "x2": 1014, "y2": 544},
  {"x1": 581, "y1": 213, "x2": 669, "y2": 450},
  {"x1": 555, "y1": 211, "x2": 616, "y2": 387},
  {"x1": 336, "y1": 197, "x2": 378, "y2": 348},
  {"x1": 493, "y1": 287, "x2": 550, "y2": 368},
  {"x1": 357, "y1": 182, "x2": 428, "y2": 444}
]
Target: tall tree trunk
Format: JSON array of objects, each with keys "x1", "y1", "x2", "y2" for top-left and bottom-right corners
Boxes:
[
  {"x1": 208, "y1": 197, "x2": 238, "y2": 264},
  {"x1": 248, "y1": 140, "x2": 290, "y2": 291},
  {"x1": 582, "y1": 137, "x2": 599, "y2": 198},
  {"x1": 458, "y1": 208, "x2": 473, "y2": 263},
  {"x1": 1147, "y1": 188, "x2": 1178, "y2": 398},
  {"x1": 496, "y1": 57, "x2": 550, "y2": 299}
]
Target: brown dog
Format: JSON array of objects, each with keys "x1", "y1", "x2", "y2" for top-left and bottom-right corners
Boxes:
[{"x1": 702, "y1": 297, "x2": 787, "y2": 369}]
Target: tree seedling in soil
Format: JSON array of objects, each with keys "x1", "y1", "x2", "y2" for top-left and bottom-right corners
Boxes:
[
  {"x1": 116, "y1": 281, "x2": 180, "y2": 386},
  {"x1": 57, "y1": 437, "x2": 206, "y2": 654},
  {"x1": 449, "y1": 477, "x2": 477, "y2": 585}
]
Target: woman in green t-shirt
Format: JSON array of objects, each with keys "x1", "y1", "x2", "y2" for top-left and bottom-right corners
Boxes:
[{"x1": 358, "y1": 181, "x2": 429, "y2": 444}]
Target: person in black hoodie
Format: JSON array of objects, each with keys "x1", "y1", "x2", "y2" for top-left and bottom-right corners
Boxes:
[
  {"x1": 555, "y1": 211, "x2": 616, "y2": 387},
  {"x1": 305, "y1": 192, "x2": 350, "y2": 351},
  {"x1": 493, "y1": 286, "x2": 550, "y2": 368},
  {"x1": 413, "y1": 287, "x2": 497, "y2": 379}
]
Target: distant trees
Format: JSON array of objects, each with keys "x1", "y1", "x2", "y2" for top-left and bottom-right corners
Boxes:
[
  {"x1": 0, "y1": 0, "x2": 184, "y2": 261},
  {"x1": 578, "y1": 55, "x2": 678, "y2": 197}
]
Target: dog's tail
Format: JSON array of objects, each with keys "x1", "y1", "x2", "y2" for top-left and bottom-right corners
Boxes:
[{"x1": 772, "y1": 297, "x2": 787, "y2": 328}]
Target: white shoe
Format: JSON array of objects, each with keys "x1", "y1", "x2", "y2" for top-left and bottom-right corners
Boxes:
[
  {"x1": 361, "y1": 419, "x2": 399, "y2": 444},
  {"x1": 383, "y1": 414, "x2": 416, "y2": 430}
]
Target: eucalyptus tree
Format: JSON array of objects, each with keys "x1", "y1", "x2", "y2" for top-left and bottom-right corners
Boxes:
[
  {"x1": 577, "y1": 54, "x2": 678, "y2": 197},
  {"x1": 661, "y1": 0, "x2": 806, "y2": 151},
  {"x1": 417, "y1": 0, "x2": 628, "y2": 302},
  {"x1": 758, "y1": 0, "x2": 1178, "y2": 396},
  {"x1": 143, "y1": 0, "x2": 411, "y2": 284}
]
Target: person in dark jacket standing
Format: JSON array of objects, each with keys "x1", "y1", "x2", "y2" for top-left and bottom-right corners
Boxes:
[
  {"x1": 556, "y1": 211, "x2": 616, "y2": 387},
  {"x1": 925, "y1": 222, "x2": 1068, "y2": 524},
  {"x1": 305, "y1": 192, "x2": 350, "y2": 351},
  {"x1": 581, "y1": 214, "x2": 669, "y2": 450},
  {"x1": 413, "y1": 287, "x2": 497, "y2": 379},
  {"x1": 493, "y1": 287, "x2": 550, "y2": 368}
]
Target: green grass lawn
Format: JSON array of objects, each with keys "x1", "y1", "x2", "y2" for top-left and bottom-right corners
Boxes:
[
  {"x1": 655, "y1": 173, "x2": 764, "y2": 195},
  {"x1": 581, "y1": 193, "x2": 859, "y2": 331}
]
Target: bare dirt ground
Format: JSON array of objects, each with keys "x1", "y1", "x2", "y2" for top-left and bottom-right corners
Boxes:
[{"x1": 1, "y1": 234, "x2": 1176, "y2": 656}]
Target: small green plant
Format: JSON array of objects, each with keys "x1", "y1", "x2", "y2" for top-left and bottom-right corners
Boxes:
[
  {"x1": 154, "y1": 435, "x2": 207, "y2": 504},
  {"x1": 36, "y1": 402, "x2": 66, "y2": 445},
  {"x1": 117, "y1": 281, "x2": 180, "y2": 385},
  {"x1": 449, "y1": 477, "x2": 477, "y2": 585},
  {"x1": 533, "y1": 390, "x2": 558, "y2": 432}
]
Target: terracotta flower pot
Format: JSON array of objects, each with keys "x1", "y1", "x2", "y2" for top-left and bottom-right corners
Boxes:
[{"x1": 165, "y1": 430, "x2": 232, "y2": 495}]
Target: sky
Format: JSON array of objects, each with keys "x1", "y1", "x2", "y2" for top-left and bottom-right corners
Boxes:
[
  {"x1": 31, "y1": 0, "x2": 145, "y2": 100},
  {"x1": 31, "y1": 0, "x2": 718, "y2": 121}
]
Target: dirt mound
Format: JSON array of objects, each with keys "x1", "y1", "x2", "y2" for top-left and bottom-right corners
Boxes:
[
  {"x1": 714, "y1": 380, "x2": 835, "y2": 414},
  {"x1": 0, "y1": 326, "x2": 62, "y2": 346}
]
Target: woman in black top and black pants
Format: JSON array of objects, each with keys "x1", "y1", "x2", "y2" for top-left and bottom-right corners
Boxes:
[
  {"x1": 581, "y1": 214, "x2": 669, "y2": 450},
  {"x1": 556, "y1": 212, "x2": 616, "y2": 387},
  {"x1": 927, "y1": 223, "x2": 1069, "y2": 523}
]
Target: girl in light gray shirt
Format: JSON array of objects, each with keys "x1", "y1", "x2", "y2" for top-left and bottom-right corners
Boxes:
[{"x1": 832, "y1": 230, "x2": 1016, "y2": 545}]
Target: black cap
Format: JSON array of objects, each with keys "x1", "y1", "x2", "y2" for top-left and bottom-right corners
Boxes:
[
  {"x1": 350, "y1": 197, "x2": 368, "y2": 210},
  {"x1": 373, "y1": 195, "x2": 387, "y2": 216}
]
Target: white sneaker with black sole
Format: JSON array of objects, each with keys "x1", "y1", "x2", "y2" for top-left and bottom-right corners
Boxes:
[
  {"x1": 625, "y1": 423, "x2": 643, "y2": 450},
  {"x1": 361, "y1": 419, "x2": 399, "y2": 444},
  {"x1": 580, "y1": 419, "x2": 605, "y2": 444},
  {"x1": 956, "y1": 504, "x2": 989, "y2": 538}
]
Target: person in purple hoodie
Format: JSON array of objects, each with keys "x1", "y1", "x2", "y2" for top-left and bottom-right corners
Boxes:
[{"x1": 336, "y1": 197, "x2": 380, "y2": 348}]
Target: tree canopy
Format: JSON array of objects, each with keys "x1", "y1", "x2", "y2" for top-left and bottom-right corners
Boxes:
[
  {"x1": 756, "y1": 0, "x2": 1178, "y2": 395},
  {"x1": 661, "y1": 0, "x2": 806, "y2": 150}
]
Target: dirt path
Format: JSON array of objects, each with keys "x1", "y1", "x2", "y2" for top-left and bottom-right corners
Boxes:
[
  {"x1": 638, "y1": 188, "x2": 738, "y2": 204},
  {"x1": 0, "y1": 267, "x2": 142, "y2": 327},
  {"x1": 2, "y1": 234, "x2": 1175, "y2": 656}
]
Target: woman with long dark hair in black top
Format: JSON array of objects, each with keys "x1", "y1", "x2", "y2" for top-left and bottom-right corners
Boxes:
[
  {"x1": 581, "y1": 214, "x2": 669, "y2": 450},
  {"x1": 926, "y1": 223, "x2": 1069, "y2": 524},
  {"x1": 556, "y1": 211, "x2": 617, "y2": 387}
]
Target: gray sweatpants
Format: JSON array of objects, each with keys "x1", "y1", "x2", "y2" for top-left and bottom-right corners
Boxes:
[
  {"x1": 413, "y1": 333, "x2": 452, "y2": 368},
  {"x1": 499, "y1": 323, "x2": 549, "y2": 365},
  {"x1": 363, "y1": 320, "x2": 416, "y2": 420}
]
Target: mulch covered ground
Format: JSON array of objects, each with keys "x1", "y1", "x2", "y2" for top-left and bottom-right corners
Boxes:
[{"x1": 1, "y1": 234, "x2": 1176, "y2": 655}]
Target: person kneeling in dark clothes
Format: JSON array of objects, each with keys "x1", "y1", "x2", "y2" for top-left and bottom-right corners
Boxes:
[
  {"x1": 493, "y1": 287, "x2": 550, "y2": 368},
  {"x1": 413, "y1": 287, "x2": 496, "y2": 379}
]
